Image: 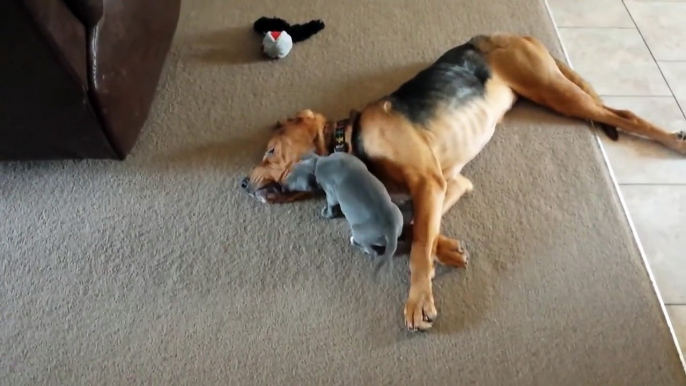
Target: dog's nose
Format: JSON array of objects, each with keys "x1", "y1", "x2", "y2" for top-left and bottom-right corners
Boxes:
[{"x1": 240, "y1": 177, "x2": 250, "y2": 190}]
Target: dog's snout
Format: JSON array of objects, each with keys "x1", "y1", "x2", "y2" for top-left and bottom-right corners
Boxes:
[{"x1": 240, "y1": 177, "x2": 250, "y2": 190}]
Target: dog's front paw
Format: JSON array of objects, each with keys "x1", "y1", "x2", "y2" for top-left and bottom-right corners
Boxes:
[{"x1": 404, "y1": 283, "x2": 437, "y2": 332}]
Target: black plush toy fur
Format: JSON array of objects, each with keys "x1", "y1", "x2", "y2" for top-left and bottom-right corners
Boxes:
[{"x1": 253, "y1": 17, "x2": 325, "y2": 43}]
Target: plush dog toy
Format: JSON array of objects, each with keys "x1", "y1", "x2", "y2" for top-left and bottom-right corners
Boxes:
[{"x1": 253, "y1": 17, "x2": 325, "y2": 59}]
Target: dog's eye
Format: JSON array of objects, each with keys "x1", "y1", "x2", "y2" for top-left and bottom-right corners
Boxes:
[{"x1": 265, "y1": 148, "x2": 275, "y2": 157}]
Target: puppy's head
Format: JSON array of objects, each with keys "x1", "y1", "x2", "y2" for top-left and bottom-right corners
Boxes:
[
  {"x1": 241, "y1": 109, "x2": 328, "y2": 203},
  {"x1": 283, "y1": 153, "x2": 319, "y2": 192}
]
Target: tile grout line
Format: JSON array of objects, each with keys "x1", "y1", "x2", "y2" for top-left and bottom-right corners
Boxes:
[
  {"x1": 621, "y1": 0, "x2": 686, "y2": 120},
  {"x1": 656, "y1": 60, "x2": 686, "y2": 117}
]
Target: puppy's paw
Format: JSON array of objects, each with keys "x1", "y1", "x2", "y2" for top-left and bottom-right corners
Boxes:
[
  {"x1": 320, "y1": 206, "x2": 339, "y2": 219},
  {"x1": 350, "y1": 236, "x2": 364, "y2": 250},
  {"x1": 321, "y1": 204, "x2": 342, "y2": 219}
]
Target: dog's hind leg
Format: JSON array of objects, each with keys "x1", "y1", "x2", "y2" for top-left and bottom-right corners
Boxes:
[
  {"x1": 537, "y1": 82, "x2": 686, "y2": 154},
  {"x1": 552, "y1": 57, "x2": 618, "y2": 140},
  {"x1": 400, "y1": 225, "x2": 468, "y2": 268},
  {"x1": 480, "y1": 34, "x2": 686, "y2": 154},
  {"x1": 395, "y1": 170, "x2": 472, "y2": 269},
  {"x1": 399, "y1": 221, "x2": 468, "y2": 268},
  {"x1": 432, "y1": 173, "x2": 472, "y2": 268},
  {"x1": 442, "y1": 173, "x2": 474, "y2": 215},
  {"x1": 435, "y1": 236, "x2": 469, "y2": 268}
]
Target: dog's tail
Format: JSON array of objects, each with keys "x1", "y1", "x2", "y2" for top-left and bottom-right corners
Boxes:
[
  {"x1": 552, "y1": 58, "x2": 619, "y2": 141},
  {"x1": 373, "y1": 232, "x2": 398, "y2": 277}
]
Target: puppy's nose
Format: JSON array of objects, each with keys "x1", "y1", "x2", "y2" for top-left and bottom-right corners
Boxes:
[{"x1": 240, "y1": 177, "x2": 250, "y2": 190}]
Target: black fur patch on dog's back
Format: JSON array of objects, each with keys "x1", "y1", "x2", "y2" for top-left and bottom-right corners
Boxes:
[{"x1": 387, "y1": 42, "x2": 491, "y2": 125}]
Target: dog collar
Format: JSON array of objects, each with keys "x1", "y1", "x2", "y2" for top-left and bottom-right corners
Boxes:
[
  {"x1": 333, "y1": 119, "x2": 349, "y2": 153},
  {"x1": 325, "y1": 118, "x2": 352, "y2": 154},
  {"x1": 326, "y1": 110, "x2": 361, "y2": 155}
]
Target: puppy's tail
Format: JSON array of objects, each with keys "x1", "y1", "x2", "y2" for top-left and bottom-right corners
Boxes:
[{"x1": 373, "y1": 233, "x2": 398, "y2": 277}]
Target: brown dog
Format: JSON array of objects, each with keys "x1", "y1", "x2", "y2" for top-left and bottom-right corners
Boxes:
[{"x1": 242, "y1": 34, "x2": 686, "y2": 332}]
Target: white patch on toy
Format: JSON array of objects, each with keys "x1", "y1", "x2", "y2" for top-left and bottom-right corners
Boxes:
[{"x1": 262, "y1": 31, "x2": 293, "y2": 59}]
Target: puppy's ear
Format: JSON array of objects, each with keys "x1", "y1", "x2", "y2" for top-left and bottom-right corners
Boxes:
[
  {"x1": 297, "y1": 156, "x2": 318, "y2": 175},
  {"x1": 300, "y1": 151, "x2": 318, "y2": 161},
  {"x1": 302, "y1": 157, "x2": 317, "y2": 168},
  {"x1": 307, "y1": 172, "x2": 318, "y2": 189}
]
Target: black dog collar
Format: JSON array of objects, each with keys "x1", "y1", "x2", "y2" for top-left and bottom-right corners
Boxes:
[
  {"x1": 333, "y1": 119, "x2": 349, "y2": 153},
  {"x1": 327, "y1": 110, "x2": 361, "y2": 155}
]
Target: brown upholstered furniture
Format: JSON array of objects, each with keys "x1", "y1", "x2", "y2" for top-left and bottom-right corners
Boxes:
[{"x1": 0, "y1": 0, "x2": 181, "y2": 160}]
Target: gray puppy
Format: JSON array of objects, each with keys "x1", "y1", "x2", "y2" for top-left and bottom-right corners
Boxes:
[{"x1": 283, "y1": 152, "x2": 404, "y2": 274}]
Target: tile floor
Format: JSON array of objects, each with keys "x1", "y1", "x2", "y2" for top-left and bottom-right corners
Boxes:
[{"x1": 548, "y1": 0, "x2": 686, "y2": 358}]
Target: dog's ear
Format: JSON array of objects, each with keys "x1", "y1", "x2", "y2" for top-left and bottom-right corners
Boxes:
[{"x1": 297, "y1": 109, "x2": 315, "y2": 119}]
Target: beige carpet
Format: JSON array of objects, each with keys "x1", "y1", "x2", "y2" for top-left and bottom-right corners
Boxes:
[{"x1": 1, "y1": 0, "x2": 685, "y2": 384}]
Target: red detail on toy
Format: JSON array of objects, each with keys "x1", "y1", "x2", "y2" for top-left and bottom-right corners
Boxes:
[{"x1": 270, "y1": 31, "x2": 281, "y2": 40}]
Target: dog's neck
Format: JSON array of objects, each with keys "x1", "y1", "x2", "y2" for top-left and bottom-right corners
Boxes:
[
  {"x1": 323, "y1": 119, "x2": 352, "y2": 155},
  {"x1": 322, "y1": 110, "x2": 361, "y2": 156}
]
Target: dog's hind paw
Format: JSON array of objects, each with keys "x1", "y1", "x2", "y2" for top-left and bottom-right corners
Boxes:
[
  {"x1": 599, "y1": 123, "x2": 619, "y2": 141},
  {"x1": 668, "y1": 130, "x2": 686, "y2": 155}
]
